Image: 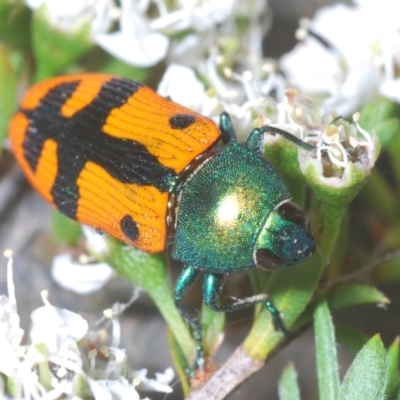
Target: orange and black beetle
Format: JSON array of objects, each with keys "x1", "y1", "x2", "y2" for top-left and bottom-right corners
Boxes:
[{"x1": 9, "y1": 74, "x2": 315, "y2": 368}]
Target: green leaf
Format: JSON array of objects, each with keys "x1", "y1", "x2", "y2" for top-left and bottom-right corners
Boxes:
[
  {"x1": 387, "y1": 133, "x2": 400, "y2": 192},
  {"x1": 294, "y1": 285, "x2": 388, "y2": 331},
  {"x1": 264, "y1": 140, "x2": 306, "y2": 207},
  {"x1": 335, "y1": 324, "x2": 369, "y2": 355},
  {"x1": 360, "y1": 170, "x2": 396, "y2": 222},
  {"x1": 0, "y1": 44, "x2": 17, "y2": 153},
  {"x1": 244, "y1": 253, "x2": 323, "y2": 359},
  {"x1": 104, "y1": 238, "x2": 194, "y2": 366},
  {"x1": 357, "y1": 96, "x2": 400, "y2": 150},
  {"x1": 314, "y1": 296, "x2": 340, "y2": 400},
  {"x1": 339, "y1": 334, "x2": 388, "y2": 400},
  {"x1": 100, "y1": 58, "x2": 151, "y2": 83},
  {"x1": 167, "y1": 329, "x2": 190, "y2": 396},
  {"x1": 386, "y1": 337, "x2": 400, "y2": 397},
  {"x1": 32, "y1": 4, "x2": 92, "y2": 81},
  {"x1": 374, "y1": 118, "x2": 400, "y2": 150},
  {"x1": 0, "y1": 0, "x2": 32, "y2": 49},
  {"x1": 201, "y1": 304, "x2": 225, "y2": 359},
  {"x1": 327, "y1": 285, "x2": 389, "y2": 311},
  {"x1": 51, "y1": 210, "x2": 83, "y2": 246},
  {"x1": 278, "y1": 362, "x2": 301, "y2": 400}
]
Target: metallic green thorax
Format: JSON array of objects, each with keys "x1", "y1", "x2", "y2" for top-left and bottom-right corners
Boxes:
[{"x1": 174, "y1": 140, "x2": 291, "y2": 273}]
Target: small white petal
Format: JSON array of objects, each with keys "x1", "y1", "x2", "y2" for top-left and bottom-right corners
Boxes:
[
  {"x1": 88, "y1": 376, "x2": 140, "y2": 400},
  {"x1": 0, "y1": 335, "x2": 20, "y2": 376},
  {"x1": 30, "y1": 305, "x2": 88, "y2": 353},
  {"x1": 27, "y1": 0, "x2": 115, "y2": 37},
  {"x1": 133, "y1": 368, "x2": 173, "y2": 393},
  {"x1": 81, "y1": 225, "x2": 109, "y2": 255},
  {"x1": 51, "y1": 253, "x2": 113, "y2": 294},
  {"x1": 95, "y1": 30, "x2": 169, "y2": 67},
  {"x1": 157, "y1": 64, "x2": 207, "y2": 111},
  {"x1": 380, "y1": 78, "x2": 400, "y2": 102}
]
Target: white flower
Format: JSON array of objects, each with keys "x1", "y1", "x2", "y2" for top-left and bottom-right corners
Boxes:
[
  {"x1": 51, "y1": 225, "x2": 113, "y2": 294},
  {"x1": 133, "y1": 368, "x2": 174, "y2": 393},
  {"x1": 0, "y1": 250, "x2": 24, "y2": 377},
  {"x1": 51, "y1": 253, "x2": 114, "y2": 294},
  {"x1": 280, "y1": 0, "x2": 400, "y2": 115},
  {"x1": 88, "y1": 376, "x2": 140, "y2": 400},
  {"x1": 0, "y1": 254, "x2": 174, "y2": 399},
  {"x1": 158, "y1": 58, "x2": 286, "y2": 143},
  {"x1": 30, "y1": 295, "x2": 88, "y2": 355},
  {"x1": 95, "y1": 0, "x2": 169, "y2": 67},
  {"x1": 95, "y1": 0, "x2": 253, "y2": 67},
  {"x1": 157, "y1": 63, "x2": 218, "y2": 115},
  {"x1": 26, "y1": 0, "x2": 115, "y2": 38}
]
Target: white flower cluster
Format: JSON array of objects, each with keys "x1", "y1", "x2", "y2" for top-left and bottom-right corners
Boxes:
[
  {"x1": 281, "y1": 0, "x2": 400, "y2": 116},
  {"x1": 26, "y1": 0, "x2": 260, "y2": 67},
  {"x1": 0, "y1": 251, "x2": 174, "y2": 399}
]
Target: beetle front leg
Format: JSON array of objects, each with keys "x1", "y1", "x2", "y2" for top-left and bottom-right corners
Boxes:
[
  {"x1": 174, "y1": 265, "x2": 204, "y2": 370},
  {"x1": 203, "y1": 272, "x2": 288, "y2": 334}
]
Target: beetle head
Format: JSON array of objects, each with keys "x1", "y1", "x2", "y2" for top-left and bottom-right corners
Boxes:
[{"x1": 254, "y1": 201, "x2": 315, "y2": 270}]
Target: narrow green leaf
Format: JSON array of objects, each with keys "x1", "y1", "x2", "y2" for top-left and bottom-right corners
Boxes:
[
  {"x1": 0, "y1": 1, "x2": 32, "y2": 49},
  {"x1": 374, "y1": 118, "x2": 400, "y2": 149},
  {"x1": 278, "y1": 362, "x2": 301, "y2": 400},
  {"x1": 387, "y1": 133, "x2": 400, "y2": 190},
  {"x1": 0, "y1": 44, "x2": 17, "y2": 152},
  {"x1": 314, "y1": 296, "x2": 340, "y2": 400},
  {"x1": 104, "y1": 238, "x2": 195, "y2": 366},
  {"x1": 244, "y1": 253, "x2": 323, "y2": 359},
  {"x1": 335, "y1": 324, "x2": 369, "y2": 355},
  {"x1": 201, "y1": 304, "x2": 225, "y2": 359},
  {"x1": 294, "y1": 285, "x2": 387, "y2": 332},
  {"x1": 358, "y1": 96, "x2": 400, "y2": 145},
  {"x1": 386, "y1": 337, "x2": 400, "y2": 397},
  {"x1": 264, "y1": 141, "x2": 306, "y2": 206},
  {"x1": 32, "y1": 5, "x2": 92, "y2": 81},
  {"x1": 167, "y1": 329, "x2": 190, "y2": 396},
  {"x1": 339, "y1": 334, "x2": 388, "y2": 400},
  {"x1": 360, "y1": 170, "x2": 396, "y2": 222},
  {"x1": 327, "y1": 285, "x2": 389, "y2": 311}
]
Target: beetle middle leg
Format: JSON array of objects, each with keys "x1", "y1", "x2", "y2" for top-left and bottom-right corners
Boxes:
[
  {"x1": 174, "y1": 265, "x2": 204, "y2": 370},
  {"x1": 203, "y1": 272, "x2": 288, "y2": 334}
]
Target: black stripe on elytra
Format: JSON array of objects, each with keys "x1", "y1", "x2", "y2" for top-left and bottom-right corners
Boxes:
[
  {"x1": 120, "y1": 215, "x2": 139, "y2": 242},
  {"x1": 22, "y1": 78, "x2": 177, "y2": 220},
  {"x1": 169, "y1": 114, "x2": 196, "y2": 130}
]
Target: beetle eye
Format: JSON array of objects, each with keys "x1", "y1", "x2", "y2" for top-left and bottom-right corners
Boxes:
[
  {"x1": 277, "y1": 201, "x2": 307, "y2": 227},
  {"x1": 255, "y1": 249, "x2": 287, "y2": 271}
]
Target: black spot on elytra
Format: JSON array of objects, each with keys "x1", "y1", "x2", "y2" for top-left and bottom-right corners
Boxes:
[
  {"x1": 121, "y1": 215, "x2": 139, "y2": 242},
  {"x1": 169, "y1": 114, "x2": 196, "y2": 130}
]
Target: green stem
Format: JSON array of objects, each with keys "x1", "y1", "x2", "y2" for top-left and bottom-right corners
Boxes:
[
  {"x1": 104, "y1": 239, "x2": 195, "y2": 364},
  {"x1": 319, "y1": 202, "x2": 345, "y2": 260}
]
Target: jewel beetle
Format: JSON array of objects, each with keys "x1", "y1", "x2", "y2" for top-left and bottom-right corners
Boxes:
[{"x1": 9, "y1": 74, "x2": 316, "y2": 369}]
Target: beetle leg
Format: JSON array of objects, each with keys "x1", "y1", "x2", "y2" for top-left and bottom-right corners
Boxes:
[
  {"x1": 219, "y1": 112, "x2": 236, "y2": 143},
  {"x1": 174, "y1": 266, "x2": 204, "y2": 370},
  {"x1": 245, "y1": 128, "x2": 264, "y2": 155},
  {"x1": 203, "y1": 272, "x2": 288, "y2": 334}
]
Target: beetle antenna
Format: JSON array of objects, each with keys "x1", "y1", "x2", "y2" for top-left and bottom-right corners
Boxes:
[{"x1": 261, "y1": 126, "x2": 316, "y2": 153}]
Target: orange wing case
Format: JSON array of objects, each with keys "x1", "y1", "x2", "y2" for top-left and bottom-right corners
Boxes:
[{"x1": 9, "y1": 74, "x2": 221, "y2": 252}]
